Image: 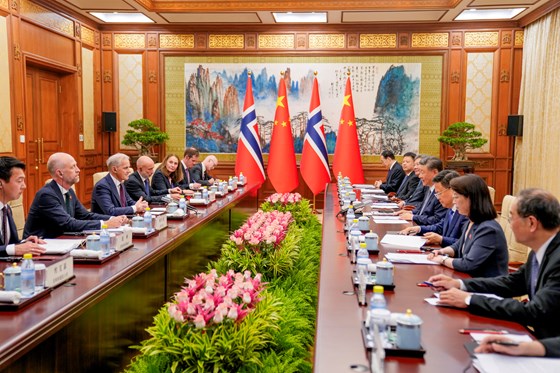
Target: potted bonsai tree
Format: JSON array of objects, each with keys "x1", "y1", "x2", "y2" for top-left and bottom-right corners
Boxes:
[
  {"x1": 122, "y1": 118, "x2": 169, "y2": 157},
  {"x1": 438, "y1": 122, "x2": 488, "y2": 161}
]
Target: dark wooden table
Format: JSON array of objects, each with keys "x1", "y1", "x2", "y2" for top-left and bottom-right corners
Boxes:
[
  {"x1": 313, "y1": 184, "x2": 528, "y2": 373},
  {"x1": 0, "y1": 187, "x2": 256, "y2": 372}
]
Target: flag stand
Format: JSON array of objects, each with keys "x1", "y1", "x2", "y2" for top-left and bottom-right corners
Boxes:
[{"x1": 312, "y1": 194, "x2": 318, "y2": 214}]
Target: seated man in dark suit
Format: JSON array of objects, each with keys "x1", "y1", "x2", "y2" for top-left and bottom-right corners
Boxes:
[
  {"x1": 395, "y1": 152, "x2": 420, "y2": 201},
  {"x1": 374, "y1": 150, "x2": 405, "y2": 193},
  {"x1": 91, "y1": 153, "x2": 148, "y2": 216},
  {"x1": 398, "y1": 156, "x2": 447, "y2": 225},
  {"x1": 0, "y1": 157, "x2": 45, "y2": 255},
  {"x1": 398, "y1": 154, "x2": 427, "y2": 209},
  {"x1": 400, "y1": 170, "x2": 468, "y2": 247},
  {"x1": 191, "y1": 155, "x2": 218, "y2": 187},
  {"x1": 431, "y1": 188, "x2": 560, "y2": 340},
  {"x1": 125, "y1": 156, "x2": 182, "y2": 203},
  {"x1": 179, "y1": 147, "x2": 201, "y2": 190},
  {"x1": 24, "y1": 153, "x2": 127, "y2": 239}
]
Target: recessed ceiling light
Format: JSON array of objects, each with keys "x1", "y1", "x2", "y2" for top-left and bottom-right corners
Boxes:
[
  {"x1": 89, "y1": 12, "x2": 154, "y2": 23},
  {"x1": 455, "y1": 8, "x2": 525, "y2": 21},
  {"x1": 273, "y1": 12, "x2": 327, "y2": 23}
]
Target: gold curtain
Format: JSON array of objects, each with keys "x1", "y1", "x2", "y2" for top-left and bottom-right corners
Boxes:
[{"x1": 514, "y1": 8, "x2": 560, "y2": 196}]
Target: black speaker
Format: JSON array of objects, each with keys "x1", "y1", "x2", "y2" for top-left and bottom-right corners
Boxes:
[
  {"x1": 507, "y1": 115, "x2": 523, "y2": 137},
  {"x1": 102, "y1": 112, "x2": 117, "y2": 132}
]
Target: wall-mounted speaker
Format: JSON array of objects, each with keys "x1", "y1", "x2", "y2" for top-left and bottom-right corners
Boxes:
[
  {"x1": 507, "y1": 115, "x2": 523, "y2": 137},
  {"x1": 102, "y1": 112, "x2": 117, "y2": 133}
]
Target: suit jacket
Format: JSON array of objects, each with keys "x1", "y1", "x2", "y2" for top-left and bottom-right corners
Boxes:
[
  {"x1": 0, "y1": 206, "x2": 20, "y2": 256},
  {"x1": 190, "y1": 163, "x2": 213, "y2": 186},
  {"x1": 464, "y1": 232, "x2": 560, "y2": 339},
  {"x1": 151, "y1": 170, "x2": 179, "y2": 192},
  {"x1": 541, "y1": 337, "x2": 560, "y2": 357},
  {"x1": 404, "y1": 181, "x2": 427, "y2": 208},
  {"x1": 125, "y1": 171, "x2": 167, "y2": 203},
  {"x1": 412, "y1": 189, "x2": 448, "y2": 225},
  {"x1": 24, "y1": 180, "x2": 110, "y2": 239},
  {"x1": 450, "y1": 219, "x2": 508, "y2": 278},
  {"x1": 418, "y1": 209, "x2": 469, "y2": 247},
  {"x1": 179, "y1": 162, "x2": 195, "y2": 188},
  {"x1": 91, "y1": 174, "x2": 135, "y2": 216},
  {"x1": 379, "y1": 162, "x2": 405, "y2": 194},
  {"x1": 396, "y1": 173, "x2": 420, "y2": 201}
]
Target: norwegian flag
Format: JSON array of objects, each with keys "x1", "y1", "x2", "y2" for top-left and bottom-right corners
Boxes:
[
  {"x1": 301, "y1": 77, "x2": 331, "y2": 195},
  {"x1": 235, "y1": 74, "x2": 265, "y2": 188}
]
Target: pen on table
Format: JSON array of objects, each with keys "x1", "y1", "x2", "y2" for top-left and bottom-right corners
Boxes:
[
  {"x1": 491, "y1": 340, "x2": 519, "y2": 346},
  {"x1": 459, "y1": 329, "x2": 508, "y2": 335}
]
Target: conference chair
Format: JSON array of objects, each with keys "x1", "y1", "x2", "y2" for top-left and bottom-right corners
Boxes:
[
  {"x1": 92, "y1": 171, "x2": 109, "y2": 187},
  {"x1": 487, "y1": 186, "x2": 495, "y2": 204},
  {"x1": 7, "y1": 195, "x2": 25, "y2": 238},
  {"x1": 499, "y1": 194, "x2": 530, "y2": 271}
]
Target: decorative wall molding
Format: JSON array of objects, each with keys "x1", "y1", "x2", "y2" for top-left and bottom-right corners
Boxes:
[
  {"x1": 159, "y1": 34, "x2": 195, "y2": 49},
  {"x1": 10, "y1": 0, "x2": 17, "y2": 12},
  {"x1": 81, "y1": 26, "x2": 95, "y2": 47},
  {"x1": 0, "y1": 0, "x2": 7, "y2": 10},
  {"x1": 102, "y1": 34, "x2": 111, "y2": 47},
  {"x1": 501, "y1": 32, "x2": 512, "y2": 45},
  {"x1": 464, "y1": 31, "x2": 499, "y2": 47},
  {"x1": 114, "y1": 34, "x2": 146, "y2": 49},
  {"x1": 76, "y1": 63, "x2": 81, "y2": 77},
  {"x1": 16, "y1": 114, "x2": 23, "y2": 131},
  {"x1": 13, "y1": 43, "x2": 20, "y2": 60},
  {"x1": 500, "y1": 69, "x2": 509, "y2": 82},
  {"x1": 148, "y1": 34, "x2": 157, "y2": 48},
  {"x1": 20, "y1": 0, "x2": 73, "y2": 37},
  {"x1": 451, "y1": 71, "x2": 460, "y2": 83},
  {"x1": 209, "y1": 34, "x2": 244, "y2": 48},
  {"x1": 74, "y1": 23, "x2": 80, "y2": 38},
  {"x1": 258, "y1": 34, "x2": 294, "y2": 49},
  {"x1": 309, "y1": 34, "x2": 345, "y2": 49},
  {"x1": 359, "y1": 33, "x2": 396, "y2": 48},
  {"x1": 246, "y1": 34, "x2": 256, "y2": 49},
  {"x1": 96, "y1": 71, "x2": 100, "y2": 82},
  {"x1": 296, "y1": 34, "x2": 306, "y2": 49},
  {"x1": 149, "y1": 70, "x2": 156, "y2": 83},
  {"x1": 196, "y1": 34, "x2": 206, "y2": 48},
  {"x1": 451, "y1": 33, "x2": 461, "y2": 46},
  {"x1": 514, "y1": 31, "x2": 524, "y2": 46},
  {"x1": 103, "y1": 70, "x2": 112, "y2": 83},
  {"x1": 348, "y1": 33, "x2": 358, "y2": 48},
  {"x1": 411, "y1": 32, "x2": 448, "y2": 47}
]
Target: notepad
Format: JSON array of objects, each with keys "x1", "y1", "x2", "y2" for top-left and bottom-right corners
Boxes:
[
  {"x1": 381, "y1": 234, "x2": 426, "y2": 249},
  {"x1": 385, "y1": 253, "x2": 438, "y2": 265},
  {"x1": 42, "y1": 238, "x2": 85, "y2": 254},
  {"x1": 373, "y1": 219, "x2": 409, "y2": 224},
  {"x1": 473, "y1": 353, "x2": 560, "y2": 373}
]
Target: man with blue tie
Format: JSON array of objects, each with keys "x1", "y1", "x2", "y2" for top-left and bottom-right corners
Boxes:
[
  {"x1": 394, "y1": 152, "x2": 420, "y2": 201},
  {"x1": 91, "y1": 153, "x2": 149, "y2": 216},
  {"x1": 24, "y1": 153, "x2": 127, "y2": 238},
  {"x1": 400, "y1": 170, "x2": 468, "y2": 246},
  {"x1": 179, "y1": 147, "x2": 201, "y2": 190},
  {"x1": 374, "y1": 150, "x2": 405, "y2": 193},
  {"x1": 0, "y1": 157, "x2": 45, "y2": 256},
  {"x1": 125, "y1": 156, "x2": 182, "y2": 203},
  {"x1": 398, "y1": 156, "x2": 447, "y2": 225},
  {"x1": 431, "y1": 188, "x2": 560, "y2": 340}
]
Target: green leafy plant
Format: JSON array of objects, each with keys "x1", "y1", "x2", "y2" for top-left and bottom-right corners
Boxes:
[
  {"x1": 437, "y1": 121, "x2": 488, "y2": 161},
  {"x1": 122, "y1": 118, "x2": 169, "y2": 156}
]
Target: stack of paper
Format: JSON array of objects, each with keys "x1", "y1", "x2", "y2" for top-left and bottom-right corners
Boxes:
[
  {"x1": 384, "y1": 253, "x2": 437, "y2": 265},
  {"x1": 381, "y1": 234, "x2": 426, "y2": 249},
  {"x1": 372, "y1": 203, "x2": 399, "y2": 209},
  {"x1": 473, "y1": 353, "x2": 560, "y2": 373},
  {"x1": 42, "y1": 238, "x2": 85, "y2": 254}
]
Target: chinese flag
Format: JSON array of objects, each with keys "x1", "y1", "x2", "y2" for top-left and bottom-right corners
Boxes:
[
  {"x1": 235, "y1": 74, "x2": 266, "y2": 189},
  {"x1": 267, "y1": 76, "x2": 299, "y2": 192},
  {"x1": 301, "y1": 77, "x2": 331, "y2": 195},
  {"x1": 332, "y1": 77, "x2": 364, "y2": 184}
]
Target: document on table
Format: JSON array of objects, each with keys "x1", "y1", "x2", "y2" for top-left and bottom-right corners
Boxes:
[
  {"x1": 373, "y1": 218, "x2": 409, "y2": 224},
  {"x1": 381, "y1": 234, "x2": 426, "y2": 249},
  {"x1": 372, "y1": 203, "x2": 399, "y2": 209},
  {"x1": 470, "y1": 333, "x2": 532, "y2": 344},
  {"x1": 425, "y1": 292, "x2": 505, "y2": 307},
  {"x1": 42, "y1": 238, "x2": 85, "y2": 254},
  {"x1": 384, "y1": 253, "x2": 437, "y2": 265},
  {"x1": 473, "y1": 353, "x2": 560, "y2": 373}
]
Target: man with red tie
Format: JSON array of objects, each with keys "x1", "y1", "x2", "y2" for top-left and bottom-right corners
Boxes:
[
  {"x1": 91, "y1": 153, "x2": 148, "y2": 216},
  {"x1": 0, "y1": 157, "x2": 45, "y2": 256}
]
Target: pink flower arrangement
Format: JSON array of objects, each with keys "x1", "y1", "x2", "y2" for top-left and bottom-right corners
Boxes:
[
  {"x1": 265, "y1": 193, "x2": 302, "y2": 205},
  {"x1": 229, "y1": 210, "x2": 293, "y2": 248},
  {"x1": 167, "y1": 269, "x2": 264, "y2": 329}
]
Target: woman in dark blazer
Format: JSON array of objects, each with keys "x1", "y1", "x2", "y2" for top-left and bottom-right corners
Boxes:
[
  {"x1": 151, "y1": 154, "x2": 184, "y2": 191},
  {"x1": 428, "y1": 174, "x2": 508, "y2": 278}
]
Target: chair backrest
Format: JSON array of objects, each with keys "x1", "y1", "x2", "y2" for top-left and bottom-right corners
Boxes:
[
  {"x1": 499, "y1": 194, "x2": 531, "y2": 264},
  {"x1": 93, "y1": 172, "x2": 109, "y2": 187},
  {"x1": 44, "y1": 178, "x2": 75, "y2": 191},
  {"x1": 487, "y1": 186, "x2": 495, "y2": 205},
  {"x1": 7, "y1": 195, "x2": 25, "y2": 238}
]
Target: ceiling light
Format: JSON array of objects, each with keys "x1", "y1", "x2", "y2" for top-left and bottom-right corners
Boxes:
[
  {"x1": 89, "y1": 12, "x2": 154, "y2": 23},
  {"x1": 273, "y1": 12, "x2": 327, "y2": 23},
  {"x1": 455, "y1": 8, "x2": 525, "y2": 21}
]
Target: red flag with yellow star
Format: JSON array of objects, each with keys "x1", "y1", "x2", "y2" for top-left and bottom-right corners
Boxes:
[
  {"x1": 267, "y1": 76, "x2": 299, "y2": 192},
  {"x1": 333, "y1": 77, "x2": 364, "y2": 183}
]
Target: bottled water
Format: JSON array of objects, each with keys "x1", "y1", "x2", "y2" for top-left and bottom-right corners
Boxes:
[
  {"x1": 144, "y1": 208, "x2": 153, "y2": 232},
  {"x1": 346, "y1": 208, "x2": 355, "y2": 229},
  {"x1": 20, "y1": 253, "x2": 35, "y2": 296},
  {"x1": 349, "y1": 229, "x2": 361, "y2": 263},
  {"x1": 179, "y1": 197, "x2": 186, "y2": 212},
  {"x1": 239, "y1": 172, "x2": 245, "y2": 184},
  {"x1": 202, "y1": 187, "x2": 209, "y2": 202},
  {"x1": 370, "y1": 285, "x2": 387, "y2": 309},
  {"x1": 369, "y1": 286, "x2": 390, "y2": 342},
  {"x1": 357, "y1": 242, "x2": 369, "y2": 263},
  {"x1": 100, "y1": 224, "x2": 110, "y2": 257}
]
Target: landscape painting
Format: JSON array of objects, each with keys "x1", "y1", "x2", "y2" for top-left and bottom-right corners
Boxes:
[{"x1": 184, "y1": 63, "x2": 421, "y2": 154}]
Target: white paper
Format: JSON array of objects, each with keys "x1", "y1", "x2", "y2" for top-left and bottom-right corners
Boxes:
[
  {"x1": 373, "y1": 219, "x2": 409, "y2": 224},
  {"x1": 150, "y1": 207, "x2": 166, "y2": 213},
  {"x1": 353, "y1": 184, "x2": 377, "y2": 189},
  {"x1": 473, "y1": 353, "x2": 560, "y2": 373},
  {"x1": 372, "y1": 203, "x2": 399, "y2": 209},
  {"x1": 470, "y1": 333, "x2": 532, "y2": 344},
  {"x1": 189, "y1": 198, "x2": 208, "y2": 205},
  {"x1": 384, "y1": 253, "x2": 438, "y2": 265},
  {"x1": 42, "y1": 238, "x2": 85, "y2": 254},
  {"x1": 381, "y1": 234, "x2": 427, "y2": 249}
]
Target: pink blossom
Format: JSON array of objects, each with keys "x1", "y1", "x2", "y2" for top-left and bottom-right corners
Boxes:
[
  {"x1": 213, "y1": 311, "x2": 224, "y2": 323},
  {"x1": 168, "y1": 304, "x2": 184, "y2": 322},
  {"x1": 243, "y1": 292, "x2": 251, "y2": 304},
  {"x1": 227, "y1": 306, "x2": 238, "y2": 320},
  {"x1": 194, "y1": 314, "x2": 206, "y2": 329}
]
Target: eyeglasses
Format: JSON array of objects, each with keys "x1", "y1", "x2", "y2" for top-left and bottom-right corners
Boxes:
[{"x1": 434, "y1": 188, "x2": 449, "y2": 197}]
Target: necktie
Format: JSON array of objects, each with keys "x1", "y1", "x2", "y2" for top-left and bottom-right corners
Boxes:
[
  {"x1": 119, "y1": 184, "x2": 126, "y2": 207},
  {"x1": 397, "y1": 175, "x2": 408, "y2": 195},
  {"x1": 530, "y1": 255, "x2": 539, "y2": 298},
  {"x1": 64, "y1": 192, "x2": 71, "y2": 214},
  {"x1": 418, "y1": 190, "x2": 433, "y2": 215},
  {"x1": 448, "y1": 209, "x2": 455, "y2": 224},
  {"x1": 1, "y1": 206, "x2": 8, "y2": 245},
  {"x1": 144, "y1": 179, "x2": 150, "y2": 196}
]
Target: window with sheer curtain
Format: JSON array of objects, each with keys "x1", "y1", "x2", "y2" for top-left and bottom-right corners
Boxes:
[{"x1": 514, "y1": 8, "x2": 560, "y2": 197}]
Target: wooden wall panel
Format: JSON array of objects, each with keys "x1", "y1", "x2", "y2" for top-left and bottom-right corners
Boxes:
[{"x1": 20, "y1": 21, "x2": 75, "y2": 67}]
